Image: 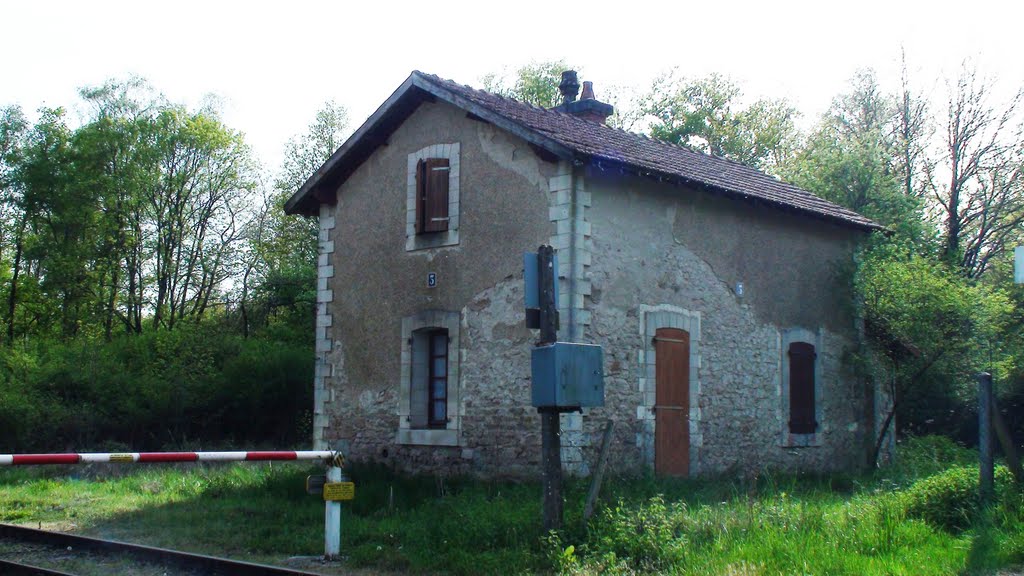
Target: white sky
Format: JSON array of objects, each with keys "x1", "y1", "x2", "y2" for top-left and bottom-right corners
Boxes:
[{"x1": 3, "y1": 0, "x2": 1022, "y2": 172}]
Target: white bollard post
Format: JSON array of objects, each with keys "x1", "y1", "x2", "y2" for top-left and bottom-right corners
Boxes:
[{"x1": 325, "y1": 464, "x2": 342, "y2": 559}]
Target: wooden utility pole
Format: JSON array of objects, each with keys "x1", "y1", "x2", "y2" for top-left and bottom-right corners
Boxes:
[{"x1": 537, "y1": 245, "x2": 563, "y2": 531}]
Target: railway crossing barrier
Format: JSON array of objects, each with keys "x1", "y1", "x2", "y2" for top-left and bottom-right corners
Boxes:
[{"x1": 0, "y1": 449, "x2": 351, "y2": 560}]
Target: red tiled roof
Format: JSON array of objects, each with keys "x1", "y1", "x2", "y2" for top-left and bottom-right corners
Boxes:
[
  {"x1": 287, "y1": 71, "x2": 881, "y2": 232},
  {"x1": 416, "y1": 73, "x2": 881, "y2": 232}
]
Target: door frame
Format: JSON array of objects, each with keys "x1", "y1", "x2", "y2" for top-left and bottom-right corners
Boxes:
[{"x1": 639, "y1": 306, "x2": 701, "y2": 475}]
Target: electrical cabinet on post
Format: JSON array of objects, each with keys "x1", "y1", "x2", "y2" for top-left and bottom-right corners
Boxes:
[{"x1": 531, "y1": 342, "x2": 605, "y2": 410}]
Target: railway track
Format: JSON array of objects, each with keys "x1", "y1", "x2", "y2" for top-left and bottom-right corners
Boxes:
[
  {"x1": 0, "y1": 557, "x2": 77, "y2": 575},
  {"x1": 0, "y1": 524, "x2": 324, "y2": 575}
]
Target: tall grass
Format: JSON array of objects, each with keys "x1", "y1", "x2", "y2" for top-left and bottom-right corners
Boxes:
[{"x1": 0, "y1": 436, "x2": 1021, "y2": 575}]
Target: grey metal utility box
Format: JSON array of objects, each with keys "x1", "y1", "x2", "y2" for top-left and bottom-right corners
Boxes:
[{"x1": 531, "y1": 342, "x2": 605, "y2": 409}]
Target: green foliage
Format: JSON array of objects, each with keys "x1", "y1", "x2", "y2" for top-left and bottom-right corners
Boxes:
[
  {"x1": 782, "y1": 69, "x2": 926, "y2": 240},
  {"x1": 858, "y1": 242, "x2": 1014, "y2": 436},
  {"x1": 642, "y1": 70, "x2": 800, "y2": 172},
  {"x1": 886, "y1": 435, "x2": 976, "y2": 481},
  {"x1": 583, "y1": 495, "x2": 687, "y2": 571},
  {"x1": 481, "y1": 60, "x2": 579, "y2": 109},
  {"x1": 0, "y1": 328, "x2": 312, "y2": 451},
  {"x1": 4, "y1": 438, "x2": 1018, "y2": 576},
  {"x1": 901, "y1": 465, "x2": 1013, "y2": 532}
]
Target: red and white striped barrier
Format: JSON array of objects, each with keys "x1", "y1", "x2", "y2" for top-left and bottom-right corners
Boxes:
[{"x1": 0, "y1": 450, "x2": 336, "y2": 466}]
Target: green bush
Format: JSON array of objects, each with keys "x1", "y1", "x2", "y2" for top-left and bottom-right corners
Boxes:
[
  {"x1": 902, "y1": 464, "x2": 1013, "y2": 532},
  {"x1": 584, "y1": 495, "x2": 687, "y2": 571},
  {"x1": 0, "y1": 324, "x2": 314, "y2": 452},
  {"x1": 891, "y1": 435, "x2": 975, "y2": 480}
]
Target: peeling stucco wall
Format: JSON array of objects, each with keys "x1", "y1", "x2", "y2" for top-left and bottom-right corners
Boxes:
[
  {"x1": 315, "y1": 101, "x2": 874, "y2": 478},
  {"x1": 581, "y1": 171, "x2": 872, "y2": 475},
  {"x1": 318, "y1": 101, "x2": 558, "y2": 473}
]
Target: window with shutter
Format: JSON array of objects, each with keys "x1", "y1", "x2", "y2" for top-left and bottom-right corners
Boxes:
[
  {"x1": 416, "y1": 158, "x2": 450, "y2": 234},
  {"x1": 398, "y1": 310, "x2": 460, "y2": 446},
  {"x1": 788, "y1": 341, "x2": 817, "y2": 434},
  {"x1": 405, "y1": 323, "x2": 454, "y2": 434},
  {"x1": 427, "y1": 330, "x2": 448, "y2": 427},
  {"x1": 406, "y1": 143, "x2": 459, "y2": 251},
  {"x1": 409, "y1": 328, "x2": 449, "y2": 430}
]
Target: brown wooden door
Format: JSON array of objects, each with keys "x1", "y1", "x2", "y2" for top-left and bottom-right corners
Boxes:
[{"x1": 654, "y1": 328, "x2": 690, "y2": 476}]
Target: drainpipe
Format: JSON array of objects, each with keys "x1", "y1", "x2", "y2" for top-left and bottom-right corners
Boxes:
[{"x1": 567, "y1": 161, "x2": 582, "y2": 341}]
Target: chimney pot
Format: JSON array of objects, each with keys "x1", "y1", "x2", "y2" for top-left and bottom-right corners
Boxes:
[
  {"x1": 581, "y1": 81, "x2": 595, "y2": 100},
  {"x1": 558, "y1": 70, "x2": 580, "y2": 104}
]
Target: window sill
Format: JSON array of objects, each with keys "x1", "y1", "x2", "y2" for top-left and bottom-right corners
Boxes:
[
  {"x1": 396, "y1": 428, "x2": 459, "y2": 446},
  {"x1": 782, "y1": 432, "x2": 820, "y2": 448},
  {"x1": 406, "y1": 229, "x2": 459, "y2": 252}
]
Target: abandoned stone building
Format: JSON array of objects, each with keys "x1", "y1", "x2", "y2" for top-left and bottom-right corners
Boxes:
[{"x1": 284, "y1": 70, "x2": 887, "y2": 477}]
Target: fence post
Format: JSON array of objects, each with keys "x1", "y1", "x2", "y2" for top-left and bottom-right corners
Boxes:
[
  {"x1": 978, "y1": 372, "x2": 993, "y2": 505},
  {"x1": 325, "y1": 461, "x2": 342, "y2": 559}
]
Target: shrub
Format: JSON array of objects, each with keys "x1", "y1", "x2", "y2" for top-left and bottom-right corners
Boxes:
[
  {"x1": 902, "y1": 464, "x2": 1013, "y2": 532},
  {"x1": 0, "y1": 324, "x2": 314, "y2": 452},
  {"x1": 584, "y1": 495, "x2": 687, "y2": 571},
  {"x1": 892, "y1": 435, "x2": 975, "y2": 480}
]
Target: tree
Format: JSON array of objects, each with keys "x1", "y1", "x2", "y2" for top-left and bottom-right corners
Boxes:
[
  {"x1": 148, "y1": 105, "x2": 256, "y2": 330},
  {"x1": 782, "y1": 69, "x2": 925, "y2": 239},
  {"x1": 858, "y1": 243, "x2": 1013, "y2": 447},
  {"x1": 74, "y1": 78, "x2": 163, "y2": 338},
  {"x1": 0, "y1": 105, "x2": 28, "y2": 345},
  {"x1": 641, "y1": 71, "x2": 799, "y2": 172},
  {"x1": 239, "y1": 101, "x2": 350, "y2": 338},
  {"x1": 929, "y1": 63, "x2": 1024, "y2": 278},
  {"x1": 481, "y1": 60, "x2": 578, "y2": 109}
]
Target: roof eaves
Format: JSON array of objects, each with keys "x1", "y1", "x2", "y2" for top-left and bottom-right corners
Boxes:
[{"x1": 582, "y1": 154, "x2": 884, "y2": 233}]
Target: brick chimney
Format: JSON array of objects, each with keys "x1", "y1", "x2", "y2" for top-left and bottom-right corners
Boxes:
[
  {"x1": 552, "y1": 72, "x2": 614, "y2": 124},
  {"x1": 559, "y1": 71, "x2": 580, "y2": 104}
]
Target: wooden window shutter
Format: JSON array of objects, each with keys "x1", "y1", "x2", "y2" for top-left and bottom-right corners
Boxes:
[
  {"x1": 422, "y1": 158, "x2": 450, "y2": 233},
  {"x1": 788, "y1": 342, "x2": 817, "y2": 434},
  {"x1": 415, "y1": 159, "x2": 425, "y2": 234}
]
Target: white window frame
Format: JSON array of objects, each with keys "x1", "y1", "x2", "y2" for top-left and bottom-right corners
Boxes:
[
  {"x1": 406, "y1": 143, "x2": 460, "y2": 251},
  {"x1": 397, "y1": 310, "x2": 461, "y2": 446}
]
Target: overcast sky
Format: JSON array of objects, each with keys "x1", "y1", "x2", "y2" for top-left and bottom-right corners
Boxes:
[{"x1": 3, "y1": 0, "x2": 1022, "y2": 172}]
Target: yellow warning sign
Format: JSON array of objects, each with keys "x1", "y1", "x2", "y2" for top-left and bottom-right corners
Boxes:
[
  {"x1": 323, "y1": 482, "x2": 355, "y2": 501},
  {"x1": 109, "y1": 454, "x2": 135, "y2": 463}
]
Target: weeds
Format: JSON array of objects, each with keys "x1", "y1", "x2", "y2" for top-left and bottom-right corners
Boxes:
[{"x1": 0, "y1": 437, "x2": 1021, "y2": 575}]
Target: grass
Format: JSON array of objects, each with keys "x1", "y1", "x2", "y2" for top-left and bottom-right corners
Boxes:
[{"x1": 0, "y1": 437, "x2": 1021, "y2": 575}]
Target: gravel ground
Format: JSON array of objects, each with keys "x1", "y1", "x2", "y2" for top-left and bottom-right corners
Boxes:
[
  {"x1": 0, "y1": 539, "x2": 200, "y2": 576},
  {"x1": 0, "y1": 534, "x2": 399, "y2": 576}
]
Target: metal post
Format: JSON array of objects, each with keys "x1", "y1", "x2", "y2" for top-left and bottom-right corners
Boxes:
[
  {"x1": 325, "y1": 464, "x2": 342, "y2": 559},
  {"x1": 978, "y1": 372, "x2": 993, "y2": 505},
  {"x1": 537, "y1": 245, "x2": 563, "y2": 531}
]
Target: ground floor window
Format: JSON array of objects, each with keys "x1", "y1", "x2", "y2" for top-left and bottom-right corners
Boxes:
[
  {"x1": 780, "y1": 328, "x2": 822, "y2": 446},
  {"x1": 409, "y1": 328, "x2": 449, "y2": 429},
  {"x1": 399, "y1": 311, "x2": 460, "y2": 446}
]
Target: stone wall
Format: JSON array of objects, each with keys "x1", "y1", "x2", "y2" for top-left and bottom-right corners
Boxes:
[
  {"x1": 581, "y1": 171, "x2": 873, "y2": 475},
  {"x1": 314, "y1": 100, "x2": 875, "y2": 478},
  {"x1": 317, "y1": 100, "x2": 558, "y2": 474}
]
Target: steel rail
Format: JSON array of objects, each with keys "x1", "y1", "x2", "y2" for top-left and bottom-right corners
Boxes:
[
  {"x1": 0, "y1": 558, "x2": 78, "y2": 576},
  {"x1": 0, "y1": 524, "x2": 324, "y2": 576}
]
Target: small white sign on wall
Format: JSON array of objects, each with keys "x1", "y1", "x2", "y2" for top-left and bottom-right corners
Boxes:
[{"x1": 1015, "y1": 247, "x2": 1024, "y2": 284}]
